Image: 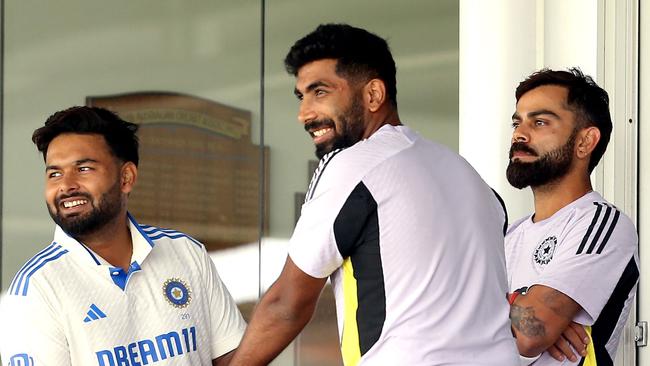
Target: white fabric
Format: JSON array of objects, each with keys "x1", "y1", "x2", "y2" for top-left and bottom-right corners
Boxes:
[
  {"x1": 506, "y1": 191, "x2": 639, "y2": 365},
  {"x1": 289, "y1": 124, "x2": 519, "y2": 365},
  {"x1": 0, "y1": 215, "x2": 246, "y2": 365}
]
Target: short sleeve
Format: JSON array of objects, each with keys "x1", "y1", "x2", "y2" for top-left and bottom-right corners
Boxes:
[
  {"x1": 202, "y1": 249, "x2": 247, "y2": 359},
  {"x1": 0, "y1": 286, "x2": 71, "y2": 365},
  {"x1": 533, "y1": 204, "x2": 638, "y2": 324},
  {"x1": 288, "y1": 178, "x2": 375, "y2": 279}
]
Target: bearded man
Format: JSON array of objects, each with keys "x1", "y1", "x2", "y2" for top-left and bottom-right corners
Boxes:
[
  {"x1": 229, "y1": 23, "x2": 519, "y2": 366},
  {"x1": 0, "y1": 106, "x2": 246, "y2": 366},
  {"x1": 505, "y1": 68, "x2": 639, "y2": 365}
]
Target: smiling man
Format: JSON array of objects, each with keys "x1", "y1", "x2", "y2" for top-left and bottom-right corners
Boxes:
[
  {"x1": 505, "y1": 69, "x2": 639, "y2": 365},
  {"x1": 229, "y1": 23, "x2": 519, "y2": 366},
  {"x1": 0, "y1": 106, "x2": 246, "y2": 365}
]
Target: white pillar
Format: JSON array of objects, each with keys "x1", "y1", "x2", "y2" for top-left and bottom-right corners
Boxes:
[
  {"x1": 459, "y1": 0, "x2": 538, "y2": 220},
  {"x1": 459, "y1": 0, "x2": 599, "y2": 221}
]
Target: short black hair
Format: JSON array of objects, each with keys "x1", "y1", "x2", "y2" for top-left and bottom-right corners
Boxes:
[
  {"x1": 516, "y1": 67, "x2": 612, "y2": 173},
  {"x1": 284, "y1": 23, "x2": 397, "y2": 107},
  {"x1": 32, "y1": 106, "x2": 139, "y2": 166}
]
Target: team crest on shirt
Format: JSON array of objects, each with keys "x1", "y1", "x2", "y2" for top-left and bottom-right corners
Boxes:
[
  {"x1": 163, "y1": 278, "x2": 192, "y2": 308},
  {"x1": 533, "y1": 236, "x2": 557, "y2": 265}
]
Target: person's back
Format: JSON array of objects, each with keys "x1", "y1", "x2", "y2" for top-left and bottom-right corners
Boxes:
[{"x1": 291, "y1": 124, "x2": 519, "y2": 364}]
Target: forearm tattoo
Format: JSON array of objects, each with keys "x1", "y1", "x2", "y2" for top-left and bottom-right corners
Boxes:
[{"x1": 510, "y1": 304, "x2": 546, "y2": 337}]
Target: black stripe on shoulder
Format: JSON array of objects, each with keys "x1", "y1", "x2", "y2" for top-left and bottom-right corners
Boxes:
[
  {"x1": 305, "y1": 148, "x2": 343, "y2": 203},
  {"x1": 586, "y1": 205, "x2": 612, "y2": 254},
  {"x1": 596, "y1": 209, "x2": 620, "y2": 254},
  {"x1": 576, "y1": 203, "x2": 603, "y2": 254},
  {"x1": 589, "y1": 256, "x2": 639, "y2": 365},
  {"x1": 491, "y1": 188, "x2": 508, "y2": 235}
]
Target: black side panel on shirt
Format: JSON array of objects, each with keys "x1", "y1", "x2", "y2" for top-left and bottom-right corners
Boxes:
[
  {"x1": 590, "y1": 256, "x2": 639, "y2": 365},
  {"x1": 491, "y1": 188, "x2": 508, "y2": 235},
  {"x1": 334, "y1": 181, "x2": 386, "y2": 356}
]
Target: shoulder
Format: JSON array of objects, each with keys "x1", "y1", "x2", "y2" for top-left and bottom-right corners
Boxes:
[
  {"x1": 136, "y1": 223, "x2": 206, "y2": 251},
  {"x1": 506, "y1": 215, "x2": 531, "y2": 237},
  {"x1": 7, "y1": 242, "x2": 71, "y2": 298}
]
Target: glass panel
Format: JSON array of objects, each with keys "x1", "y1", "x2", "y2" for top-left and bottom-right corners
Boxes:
[
  {"x1": 1, "y1": 0, "x2": 262, "y2": 351},
  {"x1": 264, "y1": 1, "x2": 459, "y2": 364}
]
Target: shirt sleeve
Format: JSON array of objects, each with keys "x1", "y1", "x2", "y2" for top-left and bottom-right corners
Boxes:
[
  {"x1": 532, "y1": 204, "x2": 638, "y2": 324},
  {"x1": 0, "y1": 285, "x2": 71, "y2": 365},
  {"x1": 288, "y1": 178, "x2": 374, "y2": 279},
  {"x1": 202, "y1": 248, "x2": 247, "y2": 359}
]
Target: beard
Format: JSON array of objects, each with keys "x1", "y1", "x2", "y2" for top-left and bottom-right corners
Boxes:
[
  {"x1": 306, "y1": 95, "x2": 366, "y2": 159},
  {"x1": 48, "y1": 179, "x2": 123, "y2": 239},
  {"x1": 506, "y1": 130, "x2": 577, "y2": 189}
]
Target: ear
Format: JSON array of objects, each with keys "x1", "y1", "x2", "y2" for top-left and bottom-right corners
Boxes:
[
  {"x1": 576, "y1": 127, "x2": 601, "y2": 159},
  {"x1": 363, "y1": 79, "x2": 387, "y2": 113},
  {"x1": 120, "y1": 162, "x2": 138, "y2": 194}
]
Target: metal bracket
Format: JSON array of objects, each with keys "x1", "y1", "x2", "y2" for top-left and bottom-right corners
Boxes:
[{"x1": 635, "y1": 321, "x2": 647, "y2": 347}]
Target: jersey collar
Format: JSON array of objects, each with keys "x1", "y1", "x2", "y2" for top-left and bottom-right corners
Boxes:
[{"x1": 53, "y1": 213, "x2": 153, "y2": 267}]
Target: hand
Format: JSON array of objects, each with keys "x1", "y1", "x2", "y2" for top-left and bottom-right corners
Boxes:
[{"x1": 546, "y1": 322, "x2": 589, "y2": 362}]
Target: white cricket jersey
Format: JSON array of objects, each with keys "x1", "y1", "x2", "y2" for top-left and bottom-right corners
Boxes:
[
  {"x1": 505, "y1": 191, "x2": 639, "y2": 365},
  {"x1": 289, "y1": 124, "x2": 519, "y2": 366},
  {"x1": 0, "y1": 214, "x2": 246, "y2": 366}
]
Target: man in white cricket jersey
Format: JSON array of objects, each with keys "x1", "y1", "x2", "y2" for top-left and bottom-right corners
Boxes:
[
  {"x1": 505, "y1": 68, "x2": 639, "y2": 365},
  {"x1": 229, "y1": 23, "x2": 519, "y2": 365},
  {"x1": 0, "y1": 106, "x2": 246, "y2": 365}
]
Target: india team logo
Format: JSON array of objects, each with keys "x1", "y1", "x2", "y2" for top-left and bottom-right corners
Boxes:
[
  {"x1": 163, "y1": 278, "x2": 192, "y2": 308},
  {"x1": 534, "y1": 236, "x2": 557, "y2": 265}
]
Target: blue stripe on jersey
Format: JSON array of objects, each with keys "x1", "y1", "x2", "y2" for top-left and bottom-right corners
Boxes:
[
  {"x1": 139, "y1": 225, "x2": 178, "y2": 234},
  {"x1": 10, "y1": 243, "x2": 60, "y2": 295},
  {"x1": 128, "y1": 213, "x2": 155, "y2": 248},
  {"x1": 147, "y1": 232, "x2": 203, "y2": 247},
  {"x1": 16, "y1": 248, "x2": 69, "y2": 296}
]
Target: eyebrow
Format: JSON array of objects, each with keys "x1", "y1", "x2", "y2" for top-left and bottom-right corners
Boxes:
[
  {"x1": 512, "y1": 109, "x2": 561, "y2": 120},
  {"x1": 46, "y1": 158, "x2": 99, "y2": 171},
  {"x1": 294, "y1": 80, "x2": 330, "y2": 98}
]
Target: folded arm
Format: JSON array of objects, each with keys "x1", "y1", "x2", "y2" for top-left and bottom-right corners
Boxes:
[{"x1": 510, "y1": 285, "x2": 582, "y2": 357}]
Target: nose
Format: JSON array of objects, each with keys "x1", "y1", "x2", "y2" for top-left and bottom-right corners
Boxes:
[
  {"x1": 297, "y1": 99, "x2": 317, "y2": 125},
  {"x1": 512, "y1": 123, "x2": 530, "y2": 144},
  {"x1": 59, "y1": 172, "x2": 80, "y2": 194}
]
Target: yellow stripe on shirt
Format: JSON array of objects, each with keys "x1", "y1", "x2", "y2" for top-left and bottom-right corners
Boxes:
[
  {"x1": 583, "y1": 326, "x2": 597, "y2": 366},
  {"x1": 341, "y1": 257, "x2": 361, "y2": 366}
]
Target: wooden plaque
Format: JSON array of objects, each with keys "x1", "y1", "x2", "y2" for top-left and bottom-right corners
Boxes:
[{"x1": 87, "y1": 92, "x2": 269, "y2": 251}]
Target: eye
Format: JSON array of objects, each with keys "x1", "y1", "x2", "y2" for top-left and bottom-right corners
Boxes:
[
  {"x1": 79, "y1": 166, "x2": 93, "y2": 172},
  {"x1": 535, "y1": 120, "x2": 547, "y2": 126},
  {"x1": 314, "y1": 89, "x2": 327, "y2": 97},
  {"x1": 48, "y1": 171, "x2": 62, "y2": 179},
  {"x1": 511, "y1": 121, "x2": 520, "y2": 129}
]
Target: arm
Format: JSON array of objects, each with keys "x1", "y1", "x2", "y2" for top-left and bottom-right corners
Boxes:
[
  {"x1": 212, "y1": 350, "x2": 234, "y2": 366},
  {"x1": 229, "y1": 256, "x2": 328, "y2": 366},
  {"x1": 510, "y1": 284, "x2": 582, "y2": 357}
]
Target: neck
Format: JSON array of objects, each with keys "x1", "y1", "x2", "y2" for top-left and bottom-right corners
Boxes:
[
  {"x1": 531, "y1": 171, "x2": 593, "y2": 222},
  {"x1": 77, "y1": 212, "x2": 133, "y2": 271},
  {"x1": 362, "y1": 108, "x2": 401, "y2": 139}
]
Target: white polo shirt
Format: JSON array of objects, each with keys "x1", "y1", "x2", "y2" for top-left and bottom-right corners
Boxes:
[
  {"x1": 289, "y1": 124, "x2": 519, "y2": 366},
  {"x1": 0, "y1": 214, "x2": 246, "y2": 366},
  {"x1": 506, "y1": 191, "x2": 639, "y2": 365}
]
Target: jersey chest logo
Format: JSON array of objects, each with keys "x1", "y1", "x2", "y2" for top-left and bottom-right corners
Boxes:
[
  {"x1": 163, "y1": 278, "x2": 192, "y2": 308},
  {"x1": 533, "y1": 236, "x2": 557, "y2": 265}
]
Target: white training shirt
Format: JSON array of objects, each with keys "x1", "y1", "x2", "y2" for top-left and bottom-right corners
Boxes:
[
  {"x1": 289, "y1": 124, "x2": 519, "y2": 366},
  {"x1": 0, "y1": 214, "x2": 246, "y2": 366},
  {"x1": 505, "y1": 191, "x2": 639, "y2": 365}
]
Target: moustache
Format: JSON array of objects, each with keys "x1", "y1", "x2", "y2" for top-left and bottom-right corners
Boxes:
[
  {"x1": 509, "y1": 142, "x2": 538, "y2": 159},
  {"x1": 55, "y1": 192, "x2": 92, "y2": 207},
  {"x1": 304, "y1": 119, "x2": 335, "y2": 132}
]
